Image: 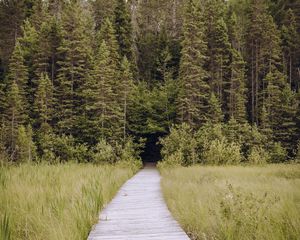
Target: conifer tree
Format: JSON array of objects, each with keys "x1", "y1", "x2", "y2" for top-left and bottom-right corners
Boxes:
[
  {"x1": 56, "y1": 1, "x2": 92, "y2": 135},
  {"x1": 15, "y1": 124, "x2": 36, "y2": 163},
  {"x1": 227, "y1": 49, "x2": 247, "y2": 123},
  {"x1": 34, "y1": 73, "x2": 54, "y2": 127},
  {"x1": 114, "y1": 0, "x2": 133, "y2": 60},
  {"x1": 84, "y1": 41, "x2": 120, "y2": 143},
  {"x1": 246, "y1": 0, "x2": 283, "y2": 124},
  {"x1": 98, "y1": 18, "x2": 120, "y2": 70},
  {"x1": 208, "y1": 18, "x2": 231, "y2": 104},
  {"x1": 207, "y1": 93, "x2": 224, "y2": 124},
  {"x1": 264, "y1": 69, "x2": 298, "y2": 149},
  {"x1": 6, "y1": 42, "x2": 29, "y2": 122},
  {"x1": 281, "y1": 9, "x2": 299, "y2": 88},
  {"x1": 6, "y1": 81, "x2": 25, "y2": 160},
  {"x1": 177, "y1": 0, "x2": 210, "y2": 128},
  {"x1": 18, "y1": 20, "x2": 39, "y2": 106},
  {"x1": 120, "y1": 57, "x2": 134, "y2": 140}
]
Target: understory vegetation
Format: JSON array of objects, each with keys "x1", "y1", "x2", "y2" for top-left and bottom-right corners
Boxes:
[
  {"x1": 158, "y1": 121, "x2": 299, "y2": 167},
  {"x1": 161, "y1": 165, "x2": 300, "y2": 240},
  {"x1": 0, "y1": 164, "x2": 137, "y2": 240}
]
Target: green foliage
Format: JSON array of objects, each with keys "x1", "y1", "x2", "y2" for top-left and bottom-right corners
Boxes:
[
  {"x1": 160, "y1": 123, "x2": 198, "y2": 166},
  {"x1": 92, "y1": 137, "x2": 142, "y2": 167},
  {"x1": 160, "y1": 121, "x2": 272, "y2": 166},
  {"x1": 52, "y1": 134, "x2": 88, "y2": 163},
  {"x1": 203, "y1": 137, "x2": 242, "y2": 165},
  {"x1": 248, "y1": 146, "x2": 270, "y2": 165},
  {"x1": 92, "y1": 139, "x2": 116, "y2": 164},
  {"x1": 269, "y1": 142, "x2": 287, "y2": 163},
  {"x1": 177, "y1": 0, "x2": 210, "y2": 127},
  {"x1": 34, "y1": 73, "x2": 54, "y2": 126},
  {"x1": 15, "y1": 125, "x2": 36, "y2": 163}
]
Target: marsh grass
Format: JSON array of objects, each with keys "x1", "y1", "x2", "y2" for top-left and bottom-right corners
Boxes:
[
  {"x1": 0, "y1": 163, "x2": 136, "y2": 240},
  {"x1": 160, "y1": 165, "x2": 300, "y2": 240}
]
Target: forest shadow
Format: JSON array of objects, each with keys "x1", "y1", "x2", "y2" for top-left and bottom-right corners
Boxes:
[{"x1": 140, "y1": 133, "x2": 165, "y2": 163}]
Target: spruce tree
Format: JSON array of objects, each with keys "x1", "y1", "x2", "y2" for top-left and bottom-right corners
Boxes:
[
  {"x1": 120, "y1": 57, "x2": 134, "y2": 140},
  {"x1": 114, "y1": 0, "x2": 133, "y2": 60},
  {"x1": 246, "y1": 0, "x2": 283, "y2": 124},
  {"x1": 177, "y1": 0, "x2": 210, "y2": 128},
  {"x1": 34, "y1": 73, "x2": 54, "y2": 127},
  {"x1": 227, "y1": 49, "x2": 247, "y2": 123},
  {"x1": 15, "y1": 124, "x2": 36, "y2": 163},
  {"x1": 208, "y1": 18, "x2": 231, "y2": 104},
  {"x1": 56, "y1": 1, "x2": 93, "y2": 135},
  {"x1": 281, "y1": 9, "x2": 299, "y2": 88},
  {"x1": 83, "y1": 41, "x2": 120, "y2": 143},
  {"x1": 264, "y1": 69, "x2": 298, "y2": 149},
  {"x1": 6, "y1": 41, "x2": 29, "y2": 109},
  {"x1": 207, "y1": 93, "x2": 224, "y2": 124},
  {"x1": 6, "y1": 81, "x2": 25, "y2": 160},
  {"x1": 98, "y1": 18, "x2": 120, "y2": 70}
]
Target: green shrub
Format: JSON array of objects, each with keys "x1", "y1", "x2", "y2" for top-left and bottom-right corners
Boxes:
[
  {"x1": 15, "y1": 125, "x2": 36, "y2": 163},
  {"x1": 248, "y1": 146, "x2": 270, "y2": 165},
  {"x1": 160, "y1": 123, "x2": 198, "y2": 166},
  {"x1": 117, "y1": 138, "x2": 143, "y2": 169},
  {"x1": 92, "y1": 139, "x2": 116, "y2": 164},
  {"x1": 269, "y1": 142, "x2": 287, "y2": 163},
  {"x1": 203, "y1": 137, "x2": 242, "y2": 165},
  {"x1": 157, "y1": 151, "x2": 183, "y2": 169}
]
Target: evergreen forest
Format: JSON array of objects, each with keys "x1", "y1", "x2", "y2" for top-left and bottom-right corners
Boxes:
[{"x1": 1, "y1": 0, "x2": 300, "y2": 165}]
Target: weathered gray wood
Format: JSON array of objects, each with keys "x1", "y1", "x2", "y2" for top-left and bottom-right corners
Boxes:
[{"x1": 88, "y1": 165, "x2": 190, "y2": 240}]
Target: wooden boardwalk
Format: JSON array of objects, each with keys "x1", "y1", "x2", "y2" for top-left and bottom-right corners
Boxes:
[{"x1": 88, "y1": 164, "x2": 190, "y2": 240}]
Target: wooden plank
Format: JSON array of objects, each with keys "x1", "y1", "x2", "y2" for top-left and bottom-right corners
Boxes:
[{"x1": 88, "y1": 165, "x2": 190, "y2": 240}]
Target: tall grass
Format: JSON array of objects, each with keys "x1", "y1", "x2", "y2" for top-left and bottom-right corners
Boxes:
[
  {"x1": 0, "y1": 163, "x2": 137, "y2": 240},
  {"x1": 160, "y1": 165, "x2": 300, "y2": 240}
]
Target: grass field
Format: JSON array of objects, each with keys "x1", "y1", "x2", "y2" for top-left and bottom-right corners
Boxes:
[
  {"x1": 0, "y1": 163, "x2": 137, "y2": 240},
  {"x1": 160, "y1": 165, "x2": 300, "y2": 240}
]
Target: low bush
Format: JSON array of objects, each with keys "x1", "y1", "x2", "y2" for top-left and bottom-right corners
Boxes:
[
  {"x1": 159, "y1": 120, "x2": 273, "y2": 166},
  {"x1": 203, "y1": 137, "x2": 242, "y2": 165},
  {"x1": 247, "y1": 146, "x2": 270, "y2": 165}
]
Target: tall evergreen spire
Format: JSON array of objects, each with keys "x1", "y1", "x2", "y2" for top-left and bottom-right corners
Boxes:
[{"x1": 177, "y1": 0, "x2": 210, "y2": 128}]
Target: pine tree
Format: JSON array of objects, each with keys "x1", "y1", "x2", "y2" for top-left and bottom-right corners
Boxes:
[
  {"x1": 5, "y1": 81, "x2": 25, "y2": 160},
  {"x1": 15, "y1": 124, "x2": 36, "y2": 163},
  {"x1": 114, "y1": 0, "x2": 133, "y2": 60},
  {"x1": 120, "y1": 57, "x2": 134, "y2": 140},
  {"x1": 56, "y1": 1, "x2": 93, "y2": 135},
  {"x1": 208, "y1": 18, "x2": 231, "y2": 104},
  {"x1": 276, "y1": 85, "x2": 298, "y2": 150},
  {"x1": 227, "y1": 49, "x2": 247, "y2": 123},
  {"x1": 98, "y1": 18, "x2": 120, "y2": 70},
  {"x1": 177, "y1": 0, "x2": 210, "y2": 128},
  {"x1": 264, "y1": 69, "x2": 298, "y2": 149},
  {"x1": 246, "y1": 0, "x2": 283, "y2": 124},
  {"x1": 34, "y1": 73, "x2": 54, "y2": 127},
  {"x1": 6, "y1": 41, "x2": 29, "y2": 111},
  {"x1": 207, "y1": 93, "x2": 224, "y2": 124},
  {"x1": 281, "y1": 9, "x2": 299, "y2": 89},
  {"x1": 83, "y1": 41, "x2": 120, "y2": 144},
  {"x1": 18, "y1": 20, "x2": 39, "y2": 107}
]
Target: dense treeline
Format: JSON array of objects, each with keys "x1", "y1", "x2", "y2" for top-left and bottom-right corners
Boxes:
[{"x1": 0, "y1": 0, "x2": 299, "y2": 164}]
